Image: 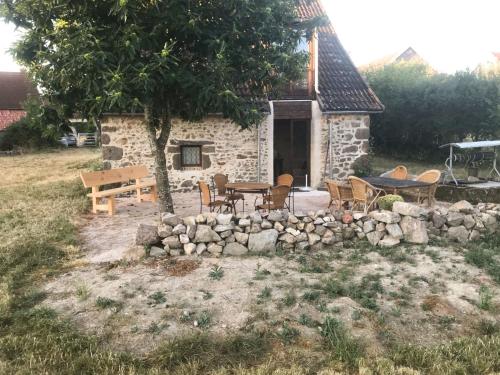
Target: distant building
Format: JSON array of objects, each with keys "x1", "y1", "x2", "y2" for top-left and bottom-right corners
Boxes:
[
  {"x1": 360, "y1": 47, "x2": 434, "y2": 72},
  {"x1": 0, "y1": 71, "x2": 38, "y2": 131}
]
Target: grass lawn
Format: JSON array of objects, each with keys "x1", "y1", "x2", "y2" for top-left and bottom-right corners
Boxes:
[{"x1": 0, "y1": 149, "x2": 499, "y2": 374}]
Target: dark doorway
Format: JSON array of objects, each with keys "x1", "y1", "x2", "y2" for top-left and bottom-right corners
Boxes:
[{"x1": 273, "y1": 119, "x2": 310, "y2": 187}]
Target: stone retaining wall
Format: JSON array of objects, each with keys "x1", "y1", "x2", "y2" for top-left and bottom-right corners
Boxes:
[{"x1": 136, "y1": 200, "x2": 499, "y2": 257}]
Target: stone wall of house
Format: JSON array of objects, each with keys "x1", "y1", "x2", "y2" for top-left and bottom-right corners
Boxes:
[
  {"x1": 321, "y1": 114, "x2": 370, "y2": 181},
  {"x1": 101, "y1": 114, "x2": 271, "y2": 192}
]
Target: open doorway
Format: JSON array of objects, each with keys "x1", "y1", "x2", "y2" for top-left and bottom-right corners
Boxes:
[{"x1": 273, "y1": 119, "x2": 310, "y2": 187}]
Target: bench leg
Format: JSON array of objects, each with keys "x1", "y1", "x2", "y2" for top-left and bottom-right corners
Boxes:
[
  {"x1": 136, "y1": 187, "x2": 143, "y2": 203},
  {"x1": 108, "y1": 195, "x2": 116, "y2": 216},
  {"x1": 151, "y1": 185, "x2": 158, "y2": 202}
]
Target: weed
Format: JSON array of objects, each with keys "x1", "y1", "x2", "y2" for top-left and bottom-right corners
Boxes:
[
  {"x1": 323, "y1": 278, "x2": 345, "y2": 298},
  {"x1": 209, "y1": 265, "x2": 224, "y2": 280},
  {"x1": 321, "y1": 316, "x2": 364, "y2": 368},
  {"x1": 281, "y1": 293, "x2": 297, "y2": 307},
  {"x1": 298, "y1": 314, "x2": 318, "y2": 328},
  {"x1": 254, "y1": 264, "x2": 271, "y2": 280},
  {"x1": 302, "y1": 290, "x2": 321, "y2": 302},
  {"x1": 148, "y1": 291, "x2": 167, "y2": 305},
  {"x1": 478, "y1": 285, "x2": 494, "y2": 310},
  {"x1": 257, "y1": 286, "x2": 272, "y2": 303},
  {"x1": 200, "y1": 290, "x2": 213, "y2": 300},
  {"x1": 437, "y1": 315, "x2": 456, "y2": 330},
  {"x1": 276, "y1": 322, "x2": 300, "y2": 344},
  {"x1": 75, "y1": 283, "x2": 90, "y2": 301},
  {"x1": 95, "y1": 297, "x2": 123, "y2": 312},
  {"x1": 465, "y1": 234, "x2": 500, "y2": 283},
  {"x1": 194, "y1": 311, "x2": 212, "y2": 329},
  {"x1": 476, "y1": 319, "x2": 499, "y2": 336},
  {"x1": 146, "y1": 321, "x2": 166, "y2": 335},
  {"x1": 351, "y1": 309, "x2": 362, "y2": 321},
  {"x1": 103, "y1": 274, "x2": 120, "y2": 281}
]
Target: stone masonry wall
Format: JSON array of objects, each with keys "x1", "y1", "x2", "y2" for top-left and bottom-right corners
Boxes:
[
  {"x1": 101, "y1": 114, "x2": 271, "y2": 192},
  {"x1": 320, "y1": 114, "x2": 370, "y2": 181}
]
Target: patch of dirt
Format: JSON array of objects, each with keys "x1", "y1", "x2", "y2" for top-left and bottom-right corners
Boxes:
[{"x1": 154, "y1": 258, "x2": 201, "y2": 277}]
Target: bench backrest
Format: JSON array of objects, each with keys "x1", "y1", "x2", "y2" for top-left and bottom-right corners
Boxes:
[{"x1": 80, "y1": 165, "x2": 150, "y2": 188}]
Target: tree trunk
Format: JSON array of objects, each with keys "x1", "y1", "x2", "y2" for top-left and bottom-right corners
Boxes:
[{"x1": 145, "y1": 105, "x2": 174, "y2": 214}]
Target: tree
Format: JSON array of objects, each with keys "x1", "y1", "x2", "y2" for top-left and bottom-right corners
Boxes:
[{"x1": 2, "y1": 0, "x2": 319, "y2": 213}]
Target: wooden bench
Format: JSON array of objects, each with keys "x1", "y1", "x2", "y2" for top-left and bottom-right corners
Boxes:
[{"x1": 80, "y1": 165, "x2": 157, "y2": 216}]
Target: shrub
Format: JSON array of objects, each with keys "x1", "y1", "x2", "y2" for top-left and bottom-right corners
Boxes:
[
  {"x1": 352, "y1": 154, "x2": 373, "y2": 177},
  {"x1": 378, "y1": 194, "x2": 404, "y2": 210}
]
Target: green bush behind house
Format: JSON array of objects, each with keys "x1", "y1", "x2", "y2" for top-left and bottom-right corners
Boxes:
[{"x1": 365, "y1": 63, "x2": 500, "y2": 161}]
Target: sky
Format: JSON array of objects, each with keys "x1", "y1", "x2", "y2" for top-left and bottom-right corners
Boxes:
[{"x1": 1, "y1": 0, "x2": 499, "y2": 73}]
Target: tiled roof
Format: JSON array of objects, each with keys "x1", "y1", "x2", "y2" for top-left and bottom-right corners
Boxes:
[
  {"x1": 0, "y1": 71, "x2": 38, "y2": 110},
  {"x1": 297, "y1": 0, "x2": 384, "y2": 113}
]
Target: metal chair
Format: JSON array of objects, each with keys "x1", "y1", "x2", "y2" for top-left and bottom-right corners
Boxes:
[
  {"x1": 198, "y1": 180, "x2": 232, "y2": 213},
  {"x1": 348, "y1": 176, "x2": 385, "y2": 213},
  {"x1": 212, "y1": 173, "x2": 244, "y2": 213}
]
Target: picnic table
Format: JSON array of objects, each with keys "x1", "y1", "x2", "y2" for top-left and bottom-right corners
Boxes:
[{"x1": 361, "y1": 176, "x2": 432, "y2": 194}]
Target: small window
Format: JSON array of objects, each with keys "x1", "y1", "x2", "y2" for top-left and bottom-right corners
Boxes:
[{"x1": 181, "y1": 145, "x2": 202, "y2": 167}]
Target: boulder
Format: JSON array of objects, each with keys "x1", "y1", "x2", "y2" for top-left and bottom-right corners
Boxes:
[
  {"x1": 305, "y1": 222, "x2": 316, "y2": 233},
  {"x1": 214, "y1": 224, "x2": 234, "y2": 232},
  {"x1": 447, "y1": 212, "x2": 465, "y2": 227},
  {"x1": 196, "y1": 243, "x2": 207, "y2": 255},
  {"x1": 366, "y1": 231, "x2": 383, "y2": 246},
  {"x1": 239, "y1": 218, "x2": 251, "y2": 227},
  {"x1": 207, "y1": 243, "x2": 223, "y2": 255},
  {"x1": 274, "y1": 222, "x2": 285, "y2": 232},
  {"x1": 369, "y1": 210, "x2": 401, "y2": 224},
  {"x1": 169, "y1": 249, "x2": 182, "y2": 256},
  {"x1": 449, "y1": 200, "x2": 474, "y2": 214},
  {"x1": 186, "y1": 225, "x2": 197, "y2": 240},
  {"x1": 234, "y1": 232, "x2": 249, "y2": 245},
  {"x1": 295, "y1": 241, "x2": 310, "y2": 252},
  {"x1": 162, "y1": 235, "x2": 182, "y2": 249},
  {"x1": 224, "y1": 242, "x2": 248, "y2": 256},
  {"x1": 308, "y1": 232, "x2": 321, "y2": 245},
  {"x1": 136, "y1": 224, "x2": 159, "y2": 246},
  {"x1": 288, "y1": 214, "x2": 299, "y2": 224},
  {"x1": 225, "y1": 234, "x2": 235, "y2": 243},
  {"x1": 193, "y1": 225, "x2": 221, "y2": 243},
  {"x1": 172, "y1": 224, "x2": 186, "y2": 235},
  {"x1": 285, "y1": 227, "x2": 300, "y2": 236},
  {"x1": 220, "y1": 230, "x2": 232, "y2": 239},
  {"x1": 481, "y1": 213, "x2": 497, "y2": 230},
  {"x1": 261, "y1": 220, "x2": 273, "y2": 229},
  {"x1": 296, "y1": 232, "x2": 308, "y2": 243},
  {"x1": 379, "y1": 235, "x2": 400, "y2": 248},
  {"x1": 157, "y1": 224, "x2": 173, "y2": 238},
  {"x1": 386, "y1": 223, "x2": 403, "y2": 239},
  {"x1": 161, "y1": 213, "x2": 182, "y2": 226},
  {"x1": 250, "y1": 212, "x2": 263, "y2": 224},
  {"x1": 179, "y1": 234, "x2": 190, "y2": 244},
  {"x1": 268, "y1": 211, "x2": 284, "y2": 222},
  {"x1": 216, "y1": 213, "x2": 233, "y2": 225},
  {"x1": 249, "y1": 223, "x2": 262, "y2": 233},
  {"x1": 315, "y1": 225, "x2": 327, "y2": 236},
  {"x1": 248, "y1": 229, "x2": 279, "y2": 253},
  {"x1": 463, "y1": 215, "x2": 476, "y2": 230},
  {"x1": 469, "y1": 229, "x2": 481, "y2": 241},
  {"x1": 183, "y1": 216, "x2": 197, "y2": 227},
  {"x1": 376, "y1": 222, "x2": 386, "y2": 232},
  {"x1": 195, "y1": 214, "x2": 206, "y2": 224},
  {"x1": 353, "y1": 212, "x2": 367, "y2": 221},
  {"x1": 447, "y1": 226, "x2": 469, "y2": 244},
  {"x1": 149, "y1": 246, "x2": 166, "y2": 257},
  {"x1": 279, "y1": 233, "x2": 296, "y2": 244},
  {"x1": 205, "y1": 213, "x2": 218, "y2": 227},
  {"x1": 432, "y1": 213, "x2": 447, "y2": 229},
  {"x1": 183, "y1": 243, "x2": 196, "y2": 255},
  {"x1": 399, "y1": 216, "x2": 428, "y2": 244},
  {"x1": 392, "y1": 201, "x2": 429, "y2": 218},
  {"x1": 363, "y1": 220, "x2": 375, "y2": 233}
]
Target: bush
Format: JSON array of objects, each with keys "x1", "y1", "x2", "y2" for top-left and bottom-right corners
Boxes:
[
  {"x1": 0, "y1": 117, "x2": 59, "y2": 151},
  {"x1": 352, "y1": 154, "x2": 373, "y2": 177},
  {"x1": 378, "y1": 194, "x2": 404, "y2": 210}
]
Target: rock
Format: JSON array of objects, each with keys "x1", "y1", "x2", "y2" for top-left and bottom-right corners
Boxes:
[
  {"x1": 342, "y1": 212, "x2": 353, "y2": 224},
  {"x1": 342, "y1": 227, "x2": 355, "y2": 240},
  {"x1": 285, "y1": 227, "x2": 300, "y2": 236},
  {"x1": 179, "y1": 234, "x2": 190, "y2": 244},
  {"x1": 449, "y1": 200, "x2": 474, "y2": 214},
  {"x1": 379, "y1": 235, "x2": 400, "y2": 247},
  {"x1": 316, "y1": 209, "x2": 326, "y2": 217},
  {"x1": 183, "y1": 216, "x2": 197, "y2": 227},
  {"x1": 193, "y1": 225, "x2": 221, "y2": 243},
  {"x1": 220, "y1": 230, "x2": 232, "y2": 239},
  {"x1": 162, "y1": 235, "x2": 182, "y2": 249},
  {"x1": 161, "y1": 212, "x2": 182, "y2": 226},
  {"x1": 136, "y1": 224, "x2": 159, "y2": 246},
  {"x1": 248, "y1": 229, "x2": 279, "y2": 253},
  {"x1": 195, "y1": 214, "x2": 206, "y2": 224},
  {"x1": 447, "y1": 226, "x2": 469, "y2": 243},
  {"x1": 249, "y1": 223, "x2": 262, "y2": 233},
  {"x1": 295, "y1": 241, "x2": 310, "y2": 252},
  {"x1": 225, "y1": 234, "x2": 235, "y2": 243},
  {"x1": 447, "y1": 212, "x2": 464, "y2": 227},
  {"x1": 186, "y1": 225, "x2": 197, "y2": 239},
  {"x1": 313, "y1": 218, "x2": 325, "y2": 225},
  {"x1": 169, "y1": 249, "x2": 182, "y2": 256},
  {"x1": 123, "y1": 245, "x2": 146, "y2": 261},
  {"x1": 196, "y1": 243, "x2": 207, "y2": 255},
  {"x1": 386, "y1": 223, "x2": 403, "y2": 239},
  {"x1": 376, "y1": 222, "x2": 386, "y2": 232},
  {"x1": 315, "y1": 225, "x2": 327, "y2": 236},
  {"x1": 183, "y1": 243, "x2": 196, "y2": 255},
  {"x1": 207, "y1": 243, "x2": 223, "y2": 255},
  {"x1": 216, "y1": 213, "x2": 233, "y2": 225},
  {"x1": 303, "y1": 216, "x2": 313, "y2": 223},
  {"x1": 463, "y1": 215, "x2": 476, "y2": 230},
  {"x1": 399, "y1": 216, "x2": 429, "y2": 244},
  {"x1": 234, "y1": 232, "x2": 249, "y2": 245},
  {"x1": 481, "y1": 213, "x2": 497, "y2": 230},
  {"x1": 296, "y1": 232, "x2": 308, "y2": 243},
  {"x1": 274, "y1": 222, "x2": 285, "y2": 232},
  {"x1": 353, "y1": 212, "x2": 367, "y2": 221},
  {"x1": 250, "y1": 212, "x2": 263, "y2": 224},
  {"x1": 172, "y1": 224, "x2": 187, "y2": 235},
  {"x1": 392, "y1": 201, "x2": 429, "y2": 218},
  {"x1": 432, "y1": 213, "x2": 447, "y2": 229},
  {"x1": 157, "y1": 224, "x2": 173, "y2": 238},
  {"x1": 267, "y1": 211, "x2": 284, "y2": 222},
  {"x1": 369, "y1": 210, "x2": 401, "y2": 224},
  {"x1": 363, "y1": 220, "x2": 375, "y2": 233},
  {"x1": 224, "y1": 242, "x2": 248, "y2": 255},
  {"x1": 279, "y1": 233, "x2": 296, "y2": 244},
  {"x1": 239, "y1": 218, "x2": 251, "y2": 227},
  {"x1": 214, "y1": 224, "x2": 234, "y2": 232},
  {"x1": 261, "y1": 220, "x2": 273, "y2": 229},
  {"x1": 205, "y1": 213, "x2": 218, "y2": 227},
  {"x1": 469, "y1": 229, "x2": 481, "y2": 241},
  {"x1": 308, "y1": 233, "x2": 321, "y2": 245},
  {"x1": 297, "y1": 222, "x2": 305, "y2": 230},
  {"x1": 366, "y1": 231, "x2": 383, "y2": 246}
]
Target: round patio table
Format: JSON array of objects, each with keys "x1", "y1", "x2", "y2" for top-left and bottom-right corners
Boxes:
[{"x1": 225, "y1": 182, "x2": 271, "y2": 213}]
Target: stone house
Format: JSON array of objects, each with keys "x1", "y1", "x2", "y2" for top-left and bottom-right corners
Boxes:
[
  {"x1": 101, "y1": 0, "x2": 384, "y2": 191},
  {"x1": 0, "y1": 71, "x2": 37, "y2": 132}
]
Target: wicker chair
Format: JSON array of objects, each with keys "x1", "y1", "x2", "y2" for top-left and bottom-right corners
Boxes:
[
  {"x1": 348, "y1": 176, "x2": 386, "y2": 213},
  {"x1": 406, "y1": 169, "x2": 441, "y2": 206},
  {"x1": 212, "y1": 173, "x2": 244, "y2": 212},
  {"x1": 389, "y1": 165, "x2": 408, "y2": 180},
  {"x1": 255, "y1": 185, "x2": 290, "y2": 212},
  {"x1": 326, "y1": 179, "x2": 353, "y2": 209},
  {"x1": 198, "y1": 180, "x2": 233, "y2": 213},
  {"x1": 277, "y1": 173, "x2": 294, "y2": 211}
]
